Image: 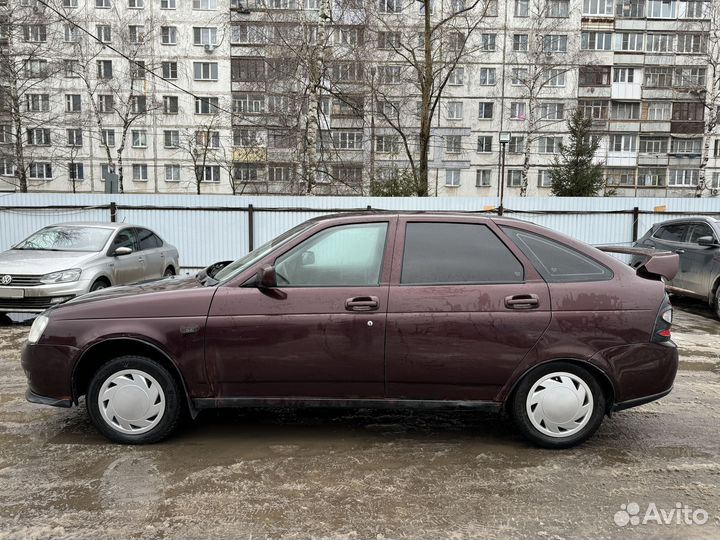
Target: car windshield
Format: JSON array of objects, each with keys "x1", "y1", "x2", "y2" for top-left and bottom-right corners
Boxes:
[
  {"x1": 213, "y1": 221, "x2": 315, "y2": 284},
  {"x1": 14, "y1": 226, "x2": 113, "y2": 252}
]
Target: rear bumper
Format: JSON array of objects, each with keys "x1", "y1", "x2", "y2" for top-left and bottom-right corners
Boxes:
[{"x1": 611, "y1": 386, "x2": 673, "y2": 412}]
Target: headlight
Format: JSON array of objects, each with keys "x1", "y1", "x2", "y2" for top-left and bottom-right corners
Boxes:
[
  {"x1": 28, "y1": 315, "x2": 49, "y2": 344},
  {"x1": 40, "y1": 269, "x2": 82, "y2": 284}
]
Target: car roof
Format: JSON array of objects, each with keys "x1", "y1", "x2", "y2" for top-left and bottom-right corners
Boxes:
[
  {"x1": 650, "y1": 216, "x2": 720, "y2": 228},
  {"x1": 45, "y1": 222, "x2": 142, "y2": 230}
]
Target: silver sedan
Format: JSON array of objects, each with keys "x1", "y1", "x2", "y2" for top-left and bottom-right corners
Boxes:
[{"x1": 0, "y1": 222, "x2": 179, "y2": 314}]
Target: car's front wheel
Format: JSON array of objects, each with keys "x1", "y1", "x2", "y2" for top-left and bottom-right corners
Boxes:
[
  {"x1": 511, "y1": 362, "x2": 606, "y2": 449},
  {"x1": 86, "y1": 355, "x2": 182, "y2": 444}
]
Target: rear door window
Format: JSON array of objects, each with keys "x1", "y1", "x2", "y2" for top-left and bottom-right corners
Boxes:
[
  {"x1": 688, "y1": 223, "x2": 715, "y2": 244},
  {"x1": 137, "y1": 228, "x2": 161, "y2": 250},
  {"x1": 653, "y1": 224, "x2": 689, "y2": 243},
  {"x1": 502, "y1": 227, "x2": 612, "y2": 283},
  {"x1": 400, "y1": 222, "x2": 524, "y2": 285}
]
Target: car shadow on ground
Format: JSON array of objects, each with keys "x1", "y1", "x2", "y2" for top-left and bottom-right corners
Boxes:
[{"x1": 670, "y1": 295, "x2": 717, "y2": 320}]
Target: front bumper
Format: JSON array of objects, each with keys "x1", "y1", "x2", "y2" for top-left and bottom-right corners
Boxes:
[
  {"x1": 21, "y1": 341, "x2": 79, "y2": 405},
  {"x1": 0, "y1": 279, "x2": 92, "y2": 313}
]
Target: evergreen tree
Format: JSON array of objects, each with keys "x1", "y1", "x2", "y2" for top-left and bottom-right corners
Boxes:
[{"x1": 550, "y1": 109, "x2": 606, "y2": 197}]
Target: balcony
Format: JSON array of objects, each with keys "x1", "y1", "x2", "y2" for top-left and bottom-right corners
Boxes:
[
  {"x1": 671, "y1": 121, "x2": 704, "y2": 134},
  {"x1": 578, "y1": 86, "x2": 611, "y2": 98},
  {"x1": 640, "y1": 121, "x2": 671, "y2": 133},
  {"x1": 638, "y1": 154, "x2": 669, "y2": 166},
  {"x1": 612, "y1": 82, "x2": 642, "y2": 100},
  {"x1": 606, "y1": 151, "x2": 638, "y2": 167},
  {"x1": 233, "y1": 148, "x2": 267, "y2": 161}
]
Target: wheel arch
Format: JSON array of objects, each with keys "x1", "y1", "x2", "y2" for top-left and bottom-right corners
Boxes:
[
  {"x1": 72, "y1": 337, "x2": 198, "y2": 418},
  {"x1": 708, "y1": 274, "x2": 720, "y2": 305},
  {"x1": 502, "y1": 358, "x2": 616, "y2": 414}
]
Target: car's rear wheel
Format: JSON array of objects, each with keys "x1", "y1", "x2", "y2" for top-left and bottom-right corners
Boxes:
[
  {"x1": 713, "y1": 287, "x2": 720, "y2": 319},
  {"x1": 86, "y1": 355, "x2": 182, "y2": 444},
  {"x1": 511, "y1": 362, "x2": 606, "y2": 449},
  {"x1": 163, "y1": 267, "x2": 175, "y2": 277}
]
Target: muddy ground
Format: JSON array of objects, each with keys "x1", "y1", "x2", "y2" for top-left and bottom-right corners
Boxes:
[{"x1": 0, "y1": 300, "x2": 719, "y2": 540}]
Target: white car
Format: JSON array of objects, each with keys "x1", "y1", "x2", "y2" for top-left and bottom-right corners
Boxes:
[{"x1": 0, "y1": 222, "x2": 179, "y2": 315}]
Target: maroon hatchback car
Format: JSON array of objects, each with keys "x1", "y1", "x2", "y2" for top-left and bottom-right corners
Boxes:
[{"x1": 22, "y1": 213, "x2": 679, "y2": 448}]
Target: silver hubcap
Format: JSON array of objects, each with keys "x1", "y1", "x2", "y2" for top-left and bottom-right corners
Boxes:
[
  {"x1": 98, "y1": 369, "x2": 165, "y2": 434},
  {"x1": 526, "y1": 371, "x2": 593, "y2": 438}
]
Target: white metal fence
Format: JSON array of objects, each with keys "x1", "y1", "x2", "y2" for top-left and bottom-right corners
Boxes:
[{"x1": 2, "y1": 193, "x2": 720, "y2": 271}]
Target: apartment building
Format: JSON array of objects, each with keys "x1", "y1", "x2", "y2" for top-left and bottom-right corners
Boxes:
[{"x1": 1, "y1": 0, "x2": 719, "y2": 196}]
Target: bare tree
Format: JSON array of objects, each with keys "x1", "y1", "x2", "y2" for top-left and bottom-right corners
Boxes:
[{"x1": 0, "y1": 0, "x2": 63, "y2": 192}]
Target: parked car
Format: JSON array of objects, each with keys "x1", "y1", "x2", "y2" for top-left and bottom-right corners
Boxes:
[
  {"x1": 0, "y1": 222, "x2": 179, "y2": 315},
  {"x1": 22, "y1": 213, "x2": 678, "y2": 448},
  {"x1": 632, "y1": 217, "x2": 720, "y2": 317}
]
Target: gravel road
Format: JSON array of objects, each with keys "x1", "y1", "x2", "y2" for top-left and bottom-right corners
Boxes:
[{"x1": 1, "y1": 299, "x2": 718, "y2": 539}]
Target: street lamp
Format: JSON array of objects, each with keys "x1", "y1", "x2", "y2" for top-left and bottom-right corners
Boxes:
[{"x1": 498, "y1": 132, "x2": 511, "y2": 216}]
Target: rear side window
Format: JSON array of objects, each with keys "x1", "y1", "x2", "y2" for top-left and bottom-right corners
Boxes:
[
  {"x1": 688, "y1": 223, "x2": 714, "y2": 244},
  {"x1": 401, "y1": 222, "x2": 524, "y2": 285},
  {"x1": 653, "y1": 224, "x2": 688, "y2": 243},
  {"x1": 137, "y1": 228, "x2": 162, "y2": 250},
  {"x1": 502, "y1": 227, "x2": 612, "y2": 283}
]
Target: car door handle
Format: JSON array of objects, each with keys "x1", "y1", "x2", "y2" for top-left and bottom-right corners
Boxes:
[
  {"x1": 675, "y1": 249, "x2": 685, "y2": 254},
  {"x1": 345, "y1": 296, "x2": 379, "y2": 311},
  {"x1": 505, "y1": 294, "x2": 540, "y2": 309}
]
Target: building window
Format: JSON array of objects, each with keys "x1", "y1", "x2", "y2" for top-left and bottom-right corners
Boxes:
[
  {"x1": 515, "y1": 0, "x2": 529, "y2": 16},
  {"x1": 548, "y1": 0, "x2": 569, "y2": 16},
  {"x1": 616, "y1": 32, "x2": 643, "y2": 51},
  {"x1": 677, "y1": 33, "x2": 707, "y2": 53},
  {"x1": 670, "y1": 137, "x2": 702, "y2": 155},
  {"x1": 610, "y1": 134, "x2": 637, "y2": 152},
  {"x1": 66, "y1": 128, "x2": 83, "y2": 146},
  {"x1": 612, "y1": 102, "x2": 640, "y2": 120},
  {"x1": 129, "y1": 0, "x2": 144, "y2": 6},
  {"x1": 479, "y1": 68, "x2": 496, "y2": 85},
  {"x1": 672, "y1": 101, "x2": 704, "y2": 121},
  {"x1": 508, "y1": 136, "x2": 524, "y2": 153},
  {"x1": 539, "y1": 136, "x2": 562, "y2": 153},
  {"x1": 0, "y1": 160, "x2": 16, "y2": 177},
  {"x1": 130, "y1": 60, "x2": 146, "y2": 79},
  {"x1": 234, "y1": 94, "x2": 264, "y2": 113},
  {"x1": 377, "y1": 65, "x2": 401, "y2": 85},
  {"x1": 131, "y1": 130, "x2": 147, "y2": 148},
  {"x1": 543, "y1": 35, "x2": 568, "y2": 52},
  {"x1": 163, "y1": 96, "x2": 179, "y2": 114},
  {"x1": 581, "y1": 32, "x2": 612, "y2": 51},
  {"x1": 478, "y1": 102, "x2": 494, "y2": 119},
  {"x1": 475, "y1": 135, "x2": 492, "y2": 152},
  {"x1": 128, "y1": 25, "x2": 144, "y2": 44},
  {"x1": 24, "y1": 25, "x2": 47, "y2": 43},
  {"x1": 198, "y1": 165, "x2": 221, "y2": 182},
  {"x1": 64, "y1": 24, "x2": 80, "y2": 42},
  {"x1": 375, "y1": 135, "x2": 400, "y2": 153},
  {"x1": 583, "y1": 0, "x2": 613, "y2": 14},
  {"x1": 646, "y1": 101, "x2": 671, "y2": 120},
  {"x1": 96, "y1": 25, "x2": 111, "y2": 42},
  {"x1": 606, "y1": 169, "x2": 635, "y2": 186},
  {"x1": 644, "y1": 67, "x2": 673, "y2": 88},
  {"x1": 513, "y1": 34, "x2": 528, "y2": 52},
  {"x1": 613, "y1": 68, "x2": 635, "y2": 83},
  {"x1": 132, "y1": 164, "x2": 148, "y2": 181},
  {"x1": 165, "y1": 164, "x2": 180, "y2": 182},
  {"x1": 26, "y1": 94, "x2": 50, "y2": 112},
  {"x1": 647, "y1": 33, "x2": 673, "y2": 52},
  {"x1": 668, "y1": 169, "x2": 699, "y2": 186},
  {"x1": 510, "y1": 102, "x2": 526, "y2": 120},
  {"x1": 647, "y1": 0, "x2": 676, "y2": 18},
  {"x1": 379, "y1": 0, "x2": 402, "y2": 13},
  {"x1": 447, "y1": 101, "x2": 463, "y2": 120},
  {"x1": 579, "y1": 66, "x2": 611, "y2": 86},
  {"x1": 97, "y1": 60, "x2": 113, "y2": 79},
  {"x1": 674, "y1": 67, "x2": 706, "y2": 88},
  {"x1": 638, "y1": 168, "x2": 665, "y2": 186},
  {"x1": 65, "y1": 94, "x2": 81, "y2": 112},
  {"x1": 479, "y1": 33, "x2": 496, "y2": 51},
  {"x1": 195, "y1": 97, "x2": 219, "y2": 114},
  {"x1": 193, "y1": 27, "x2": 218, "y2": 46},
  {"x1": 101, "y1": 129, "x2": 115, "y2": 147},
  {"x1": 161, "y1": 26, "x2": 177, "y2": 45},
  {"x1": 538, "y1": 170, "x2": 552, "y2": 187},
  {"x1": 579, "y1": 100, "x2": 609, "y2": 120},
  {"x1": 196, "y1": 130, "x2": 221, "y2": 148},
  {"x1": 544, "y1": 69, "x2": 566, "y2": 87},
  {"x1": 616, "y1": 0, "x2": 644, "y2": 16},
  {"x1": 27, "y1": 128, "x2": 51, "y2": 146},
  {"x1": 269, "y1": 165, "x2": 293, "y2": 183},
  {"x1": 64, "y1": 60, "x2": 80, "y2": 78},
  {"x1": 233, "y1": 129, "x2": 261, "y2": 147},
  {"x1": 681, "y1": 0, "x2": 707, "y2": 18},
  {"x1": 445, "y1": 169, "x2": 461, "y2": 187},
  {"x1": 232, "y1": 58, "x2": 266, "y2": 81},
  {"x1": 101, "y1": 164, "x2": 115, "y2": 180},
  {"x1": 193, "y1": 0, "x2": 217, "y2": 9},
  {"x1": 539, "y1": 102, "x2": 564, "y2": 120},
  {"x1": 164, "y1": 130, "x2": 179, "y2": 148},
  {"x1": 130, "y1": 95, "x2": 147, "y2": 113},
  {"x1": 194, "y1": 62, "x2": 219, "y2": 81},
  {"x1": 161, "y1": 61, "x2": 178, "y2": 79},
  {"x1": 96, "y1": 0, "x2": 111, "y2": 7},
  {"x1": 445, "y1": 135, "x2": 462, "y2": 154},
  {"x1": 511, "y1": 68, "x2": 528, "y2": 86},
  {"x1": 0, "y1": 125, "x2": 10, "y2": 144},
  {"x1": 448, "y1": 67, "x2": 465, "y2": 85},
  {"x1": 68, "y1": 163, "x2": 84, "y2": 181},
  {"x1": 507, "y1": 170, "x2": 523, "y2": 187},
  {"x1": 329, "y1": 131, "x2": 362, "y2": 150},
  {"x1": 377, "y1": 31, "x2": 401, "y2": 49},
  {"x1": 161, "y1": 0, "x2": 176, "y2": 8},
  {"x1": 476, "y1": 169, "x2": 492, "y2": 187},
  {"x1": 29, "y1": 163, "x2": 52, "y2": 180},
  {"x1": 98, "y1": 95, "x2": 114, "y2": 113}
]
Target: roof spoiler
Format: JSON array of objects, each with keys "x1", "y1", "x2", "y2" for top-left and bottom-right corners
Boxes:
[{"x1": 595, "y1": 246, "x2": 679, "y2": 281}]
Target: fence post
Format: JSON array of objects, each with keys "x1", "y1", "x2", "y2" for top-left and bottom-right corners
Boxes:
[
  {"x1": 632, "y1": 206, "x2": 639, "y2": 242},
  {"x1": 248, "y1": 204, "x2": 254, "y2": 251},
  {"x1": 110, "y1": 201, "x2": 117, "y2": 223}
]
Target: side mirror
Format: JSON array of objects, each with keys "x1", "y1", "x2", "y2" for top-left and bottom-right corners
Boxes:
[
  {"x1": 301, "y1": 251, "x2": 315, "y2": 266},
  {"x1": 697, "y1": 236, "x2": 718, "y2": 247},
  {"x1": 256, "y1": 265, "x2": 277, "y2": 288},
  {"x1": 206, "y1": 260, "x2": 232, "y2": 278},
  {"x1": 113, "y1": 246, "x2": 133, "y2": 256}
]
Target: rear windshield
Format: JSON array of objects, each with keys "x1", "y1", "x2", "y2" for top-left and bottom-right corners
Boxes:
[
  {"x1": 502, "y1": 227, "x2": 613, "y2": 283},
  {"x1": 14, "y1": 226, "x2": 113, "y2": 252}
]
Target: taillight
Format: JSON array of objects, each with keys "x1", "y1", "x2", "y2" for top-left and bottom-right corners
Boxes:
[{"x1": 652, "y1": 296, "x2": 673, "y2": 343}]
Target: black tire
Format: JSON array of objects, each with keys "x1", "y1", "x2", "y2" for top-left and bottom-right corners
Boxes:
[
  {"x1": 86, "y1": 355, "x2": 182, "y2": 444},
  {"x1": 713, "y1": 287, "x2": 720, "y2": 319},
  {"x1": 0, "y1": 314, "x2": 11, "y2": 326},
  {"x1": 510, "y1": 362, "x2": 607, "y2": 449},
  {"x1": 90, "y1": 279, "x2": 110, "y2": 292},
  {"x1": 163, "y1": 267, "x2": 175, "y2": 277}
]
